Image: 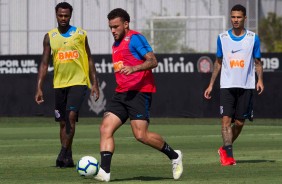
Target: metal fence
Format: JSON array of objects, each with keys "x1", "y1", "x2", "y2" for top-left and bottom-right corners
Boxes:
[{"x1": 1, "y1": 0, "x2": 280, "y2": 55}]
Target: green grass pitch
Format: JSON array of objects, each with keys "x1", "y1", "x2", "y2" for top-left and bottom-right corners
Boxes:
[{"x1": 0, "y1": 117, "x2": 281, "y2": 184}]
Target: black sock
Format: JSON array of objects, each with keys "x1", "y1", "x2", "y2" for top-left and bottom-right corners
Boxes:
[
  {"x1": 100, "y1": 151, "x2": 113, "y2": 173},
  {"x1": 223, "y1": 145, "x2": 233, "y2": 157},
  {"x1": 161, "y1": 142, "x2": 178, "y2": 160}
]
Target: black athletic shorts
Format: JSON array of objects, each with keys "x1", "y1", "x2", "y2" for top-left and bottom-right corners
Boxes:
[
  {"x1": 220, "y1": 88, "x2": 254, "y2": 122},
  {"x1": 54, "y1": 85, "x2": 88, "y2": 122},
  {"x1": 106, "y1": 91, "x2": 152, "y2": 124}
]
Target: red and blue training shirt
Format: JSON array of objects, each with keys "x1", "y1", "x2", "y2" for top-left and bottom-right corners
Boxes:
[{"x1": 112, "y1": 30, "x2": 156, "y2": 93}]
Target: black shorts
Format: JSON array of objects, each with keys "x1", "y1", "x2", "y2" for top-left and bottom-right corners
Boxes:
[
  {"x1": 220, "y1": 88, "x2": 254, "y2": 121},
  {"x1": 106, "y1": 91, "x2": 152, "y2": 124},
  {"x1": 54, "y1": 85, "x2": 88, "y2": 122}
]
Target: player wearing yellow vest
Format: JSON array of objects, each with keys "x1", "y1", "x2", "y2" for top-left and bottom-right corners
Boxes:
[
  {"x1": 35, "y1": 2, "x2": 99, "y2": 168},
  {"x1": 49, "y1": 26, "x2": 91, "y2": 89}
]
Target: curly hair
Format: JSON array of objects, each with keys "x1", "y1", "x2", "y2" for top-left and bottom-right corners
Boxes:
[
  {"x1": 107, "y1": 8, "x2": 130, "y2": 22},
  {"x1": 55, "y1": 2, "x2": 73, "y2": 14}
]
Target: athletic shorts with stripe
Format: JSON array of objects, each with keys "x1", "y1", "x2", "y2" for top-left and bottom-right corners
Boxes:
[
  {"x1": 220, "y1": 88, "x2": 254, "y2": 122},
  {"x1": 54, "y1": 85, "x2": 88, "y2": 122},
  {"x1": 105, "y1": 91, "x2": 152, "y2": 124}
]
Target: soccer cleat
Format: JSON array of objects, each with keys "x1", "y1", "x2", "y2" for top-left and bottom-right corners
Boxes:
[
  {"x1": 63, "y1": 158, "x2": 75, "y2": 168},
  {"x1": 94, "y1": 167, "x2": 111, "y2": 182},
  {"x1": 227, "y1": 157, "x2": 236, "y2": 165},
  {"x1": 56, "y1": 147, "x2": 67, "y2": 168},
  {"x1": 64, "y1": 150, "x2": 75, "y2": 167},
  {"x1": 171, "y1": 150, "x2": 183, "y2": 180},
  {"x1": 218, "y1": 147, "x2": 236, "y2": 166},
  {"x1": 56, "y1": 159, "x2": 64, "y2": 168},
  {"x1": 56, "y1": 153, "x2": 65, "y2": 168}
]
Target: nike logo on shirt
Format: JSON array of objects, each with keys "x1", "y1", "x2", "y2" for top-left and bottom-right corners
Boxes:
[{"x1": 231, "y1": 49, "x2": 242, "y2": 53}]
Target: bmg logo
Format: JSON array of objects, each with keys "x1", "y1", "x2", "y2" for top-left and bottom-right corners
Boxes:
[{"x1": 57, "y1": 50, "x2": 79, "y2": 61}]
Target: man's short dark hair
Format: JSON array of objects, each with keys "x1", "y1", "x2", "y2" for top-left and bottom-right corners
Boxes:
[
  {"x1": 231, "y1": 4, "x2": 246, "y2": 16},
  {"x1": 55, "y1": 2, "x2": 73, "y2": 14},
  {"x1": 107, "y1": 8, "x2": 130, "y2": 22}
]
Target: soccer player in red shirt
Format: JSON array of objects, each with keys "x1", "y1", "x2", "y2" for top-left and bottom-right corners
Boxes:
[{"x1": 94, "y1": 8, "x2": 183, "y2": 182}]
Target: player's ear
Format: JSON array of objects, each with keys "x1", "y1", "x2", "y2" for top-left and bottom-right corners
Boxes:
[{"x1": 124, "y1": 21, "x2": 129, "y2": 29}]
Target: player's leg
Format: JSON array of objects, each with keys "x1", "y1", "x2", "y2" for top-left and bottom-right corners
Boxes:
[
  {"x1": 221, "y1": 116, "x2": 233, "y2": 148},
  {"x1": 94, "y1": 112, "x2": 123, "y2": 182},
  {"x1": 232, "y1": 119, "x2": 244, "y2": 142},
  {"x1": 219, "y1": 89, "x2": 236, "y2": 166},
  {"x1": 55, "y1": 120, "x2": 68, "y2": 167},
  {"x1": 128, "y1": 91, "x2": 183, "y2": 179},
  {"x1": 63, "y1": 110, "x2": 77, "y2": 167},
  {"x1": 59, "y1": 121, "x2": 65, "y2": 145},
  {"x1": 95, "y1": 93, "x2": 127, "y2": 182},
  {"x1": 128, "y1": 92, "x2": 178, "y2": 157},
  {"x1": 64, "y1": 85, "x2": 88, "y2": 167},
  {"x1": 100, "y1": 113, "x2": 122, "y2": 166},
  {"x1": 54, "y1": 88, "x2": 68, "y2": 167},
  {"x1": 130, "y1": 119, "x2": 164, "y2": 149},
  {"x1": 130, "y1": 119, "x2": 183, "y2": 179},
  {"x1": 130, "y1": 119, "x2": 178, "y2": 154},
  {"x1": 232, "y1": 89, "x2": 253, "y2": 142}
]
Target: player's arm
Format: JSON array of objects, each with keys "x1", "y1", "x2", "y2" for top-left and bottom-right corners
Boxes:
[
  {"x1": 253, "y1": 35, "x2": 264, "y2": 95},
  {"x1": 35, "y1": 33, "x2": 51, "y2": 104},
  {"x1": 120, "y1": 34, "x2": 158, "y2": 75},
  {"x1": 133, "y1": 51, "x2": 158, "y2": 71},
  {"x1": 255, "y1": 58, "x2": 264, "y2": 94},
  {"x1": 120, "y1": 51, "x2": 157, "y2": 75},
  {"x1": 204, "y1": 35, "x2": 222, "y2": 99},
  {"x1": 120, "y1": 52, "x2": 157, "y2": 76},
  {"x1": 85, "y1": 36, "x2": 99, "y2": 101},
  {"x1": 204, "y1": 58, "x2": 222, "y2": 99}
]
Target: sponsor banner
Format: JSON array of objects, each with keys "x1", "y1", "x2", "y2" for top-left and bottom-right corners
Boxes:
[
  {"x1": 0, "y1": 54, "x2": 281, "y2": 118},
  {"x1": 0, "y1": 53, "x2": 281, "y2": 75},
  {"x1": 0, "y1": 55, "x2": 40, "y2": 74}
]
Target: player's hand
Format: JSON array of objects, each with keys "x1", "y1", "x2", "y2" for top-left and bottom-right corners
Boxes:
[
  {"x1": 35, "y1": 89, "x2": 44, "y2": 104},
  {"x1": 256, "y1": 81, "x2": 264, "y2": 95},
  {"x1": 204, "y1": 85, "x2": 213, "y2": 99},
  {"x1": 91, "y1": 85, "x2": 100, "y2": 101},
  {"x1": 119, "y1": 65, "x2": 136, "y2": 75}
]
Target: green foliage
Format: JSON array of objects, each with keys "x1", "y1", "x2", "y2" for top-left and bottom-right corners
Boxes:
[{"x1": 259, "y1": 12, "x2": 282, "y2": 52}]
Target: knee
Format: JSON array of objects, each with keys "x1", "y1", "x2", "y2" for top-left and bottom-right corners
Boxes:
[
  {"x1": 99, "y1": 123, "x2": 107, "y2": 134},
  {"x1": 99, "y1": 123, "x2": 114, "y2": 137},
  {"x1": 68, "y1": 111, "x2": 77, "y2": 122},
  {"x1": 222, "y1": 116, "x2": 232, "y2": 127},
  {"x1": 60, "y1": 121, "x2": 66, "y2": 129},
  {"x1": 134, "y1": 132, "x2": 148, "y2": 144}
]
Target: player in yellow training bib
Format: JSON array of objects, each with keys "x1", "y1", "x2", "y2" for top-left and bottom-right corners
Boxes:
[{"x1": 35, "y1": 2, "x2": 100, "y2": 168}]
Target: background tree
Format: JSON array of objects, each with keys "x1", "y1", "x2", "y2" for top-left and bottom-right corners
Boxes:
[{"x1": 259, "y1": 12, "x2": 282, "y2": 52}]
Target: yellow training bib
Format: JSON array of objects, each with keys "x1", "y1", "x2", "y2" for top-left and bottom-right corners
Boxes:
[{"x1": 48, "y1": 27, "x2": 91, "y2": 88}]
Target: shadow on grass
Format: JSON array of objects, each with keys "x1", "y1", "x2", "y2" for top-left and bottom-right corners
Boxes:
[
  {"x1": 112, "y1": 176, "x2": 171, "y2": 182},
  {"x1": 49, "y1": 164, "x2": 77, "y2": 168},
  {"x1": 236, "y1": 160, "x2": 275, "y2": 164}
]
